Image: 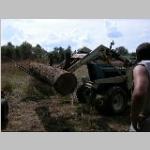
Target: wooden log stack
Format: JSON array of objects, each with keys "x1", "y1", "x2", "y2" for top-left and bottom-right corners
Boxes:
[{"x1": 29, "y1": 63, "x2": 77, "y2": 95}]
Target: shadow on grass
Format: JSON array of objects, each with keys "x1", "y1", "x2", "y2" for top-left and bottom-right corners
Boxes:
[
  {"x1": 35, "y1": 106, "x2": 75, "y2": 132},
  {"x1": 76, "y1": 104, "x2": 129, "y2": 132},
  {"x1": 75, "y1": 105, "x2": 114, "y2": 132}
]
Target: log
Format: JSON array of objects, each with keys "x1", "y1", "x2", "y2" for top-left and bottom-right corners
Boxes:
[{"x1": 29, "y1": 63, "x2": 77, "y2": 95}]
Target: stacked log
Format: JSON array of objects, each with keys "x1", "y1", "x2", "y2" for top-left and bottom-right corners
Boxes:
[{"x1": 29, "y1": 63, "x2": 77, "y2": 95}]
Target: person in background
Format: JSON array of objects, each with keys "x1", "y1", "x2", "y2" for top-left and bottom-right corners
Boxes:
[{"x1": 130, "y1": 42, "x2": 150, "y2": 131}]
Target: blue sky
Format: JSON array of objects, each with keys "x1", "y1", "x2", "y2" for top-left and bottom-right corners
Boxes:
[{"x1": 1, "y1": 19, "x2": 150, "y2": 52}]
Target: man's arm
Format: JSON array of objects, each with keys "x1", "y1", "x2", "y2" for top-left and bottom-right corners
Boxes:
[{"x1": 131, "y1": 65, "x2": 149, "y2": 130}]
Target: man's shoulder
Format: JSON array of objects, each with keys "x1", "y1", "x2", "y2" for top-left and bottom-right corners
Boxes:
[
  {"x1": 133, "y1": 65, "x2": 146, "y2": 73},
  {"x1": 133, "y1": 64, "x2": 149, "y2": 80}
]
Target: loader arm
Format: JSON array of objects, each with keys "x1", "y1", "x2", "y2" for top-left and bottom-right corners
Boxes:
[
  {"x1": 67, "y1": 45, "x2": 109, "y2": 73},
  {"x1": 67, "y1": 45, "x2": 131, "y2": 73}
]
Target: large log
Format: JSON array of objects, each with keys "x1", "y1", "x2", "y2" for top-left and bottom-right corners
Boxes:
[{"x1": 29, "y1": 63, "x2": 77, "y2": 95}]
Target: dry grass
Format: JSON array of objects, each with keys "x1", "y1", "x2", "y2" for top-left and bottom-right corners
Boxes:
[{"x1": 1, "y1": 62, "x2": 130, "y2": 132}]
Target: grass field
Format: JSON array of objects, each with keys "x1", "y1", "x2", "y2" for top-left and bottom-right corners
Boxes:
[{"x1": 1, "y1": 62, "x2": 130, "y2": 132}]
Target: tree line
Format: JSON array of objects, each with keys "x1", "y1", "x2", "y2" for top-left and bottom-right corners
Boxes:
[
  {"x1": 1, "y1": 41, "x2": 136, "y2": 64},
  {"x1": 1, "y1": 42, "x2": 73, "y2": 64}
]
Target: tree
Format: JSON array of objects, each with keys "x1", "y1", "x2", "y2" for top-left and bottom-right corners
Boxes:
[
  {"x1": 32, "y1": 44, "x2": 42, "y2": 59},
  {"x1": 63, "y1": 46, "x2": 72, "y2": 69},
  {"x1": 130, "y1": 52, "x2": 136, "y2": 57},
  {"x1": 65, "y1": 45, "x2": 72, "y2": 56},
  {"x1": 1, "y1": 42, "x2": 70, "y2": 63},
  {"x1": 58, "y1": 47, "x2": 65, "y2": 62},
  {"x1": 15, "y1": 46, "x2": 22, "y2": 60},
  {"x1": 115, "y1": 46, "x2": 129, "y2": 55},
  {"x1": 19, "y1": 41, "x2": 32, "y2": 59},
  {"x1": 1, "y1": 42, "x2": 15, "y2": 60},
  {"x1": 48, "y1": 52, "x2": 54, "y2": 66},
  {"x1": 52, "y1": 47, "x2": 60, "y2": 63}
]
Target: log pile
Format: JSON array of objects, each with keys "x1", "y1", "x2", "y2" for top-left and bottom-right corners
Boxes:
[{"x1": 29, "y1": 63, "x2": 77, "y2": 95}]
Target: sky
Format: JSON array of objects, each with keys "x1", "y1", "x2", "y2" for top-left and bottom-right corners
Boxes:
[{"x1": 1, "y1": 19, "x2": 150, "y2": 52}]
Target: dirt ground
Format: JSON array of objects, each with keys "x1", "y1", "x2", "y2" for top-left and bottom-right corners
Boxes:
[
  {"x1": 2, "y1": 96, "x2": 130, "y2": 132},
  {"x1": 1, "y1": 62, "x2": 130, "y2": 132}
]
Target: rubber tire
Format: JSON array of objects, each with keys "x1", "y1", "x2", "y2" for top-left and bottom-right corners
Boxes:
[
  {"x1": 107, "y1": 86, "x2": 128, "y2": 114},
  {"x1": 76, "y1": 85, "x2": 94, "y2": 103},
  {"x1": 95, "y1": 95, "x2": 108, "y2": 114},
  {"x1": 1, "y1": 98, "x2": 9, "y2": 121}
]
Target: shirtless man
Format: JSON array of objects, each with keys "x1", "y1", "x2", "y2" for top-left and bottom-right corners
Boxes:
[{"x1": 131, "y1": 42, "x2": 150, "y2": 131}]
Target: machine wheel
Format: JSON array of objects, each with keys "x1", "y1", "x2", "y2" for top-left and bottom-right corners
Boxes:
[
  {"x1": 76, "y1": 85, "x2": 90, "y2": 103},
  {"x1": 76, "y1": 84, "x2": 95, "y2": 103},
  {"x1": 94, "y1": 93, "x2": 107, "y2": 113},
  {"x1": 1, "y1": 98, "x2": 9, "y2": 121},
  {"x1": 107, "y1": 86, "x2": 128, "y2": 114}
]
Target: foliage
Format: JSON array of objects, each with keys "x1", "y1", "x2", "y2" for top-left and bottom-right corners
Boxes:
[
  {"x1": 1, "y1": 42, "x2": 72, "y2": 64},
  {"x1": 1, "y1": 42, "x2": 15, "y2": 61},
  {"x1": 115, "y1": 46, "x2": 129, "y2": 55},
  {"x1": 48, "y1": 45, "x2": 72, "y2": 64}
]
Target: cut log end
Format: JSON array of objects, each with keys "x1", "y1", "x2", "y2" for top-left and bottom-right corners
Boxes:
[{"x1": 54, "y1": 73, "x2": 77, "y2": 95}]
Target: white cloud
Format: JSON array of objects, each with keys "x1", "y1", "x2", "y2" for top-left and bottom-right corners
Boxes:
[{"x1": 1, "y1": 19, "x2": 150, "y2": 52}]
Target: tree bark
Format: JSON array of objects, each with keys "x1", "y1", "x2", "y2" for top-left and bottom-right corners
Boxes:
[{"x1": 29, "y1": 63, "x2": 77, "y2": 95}]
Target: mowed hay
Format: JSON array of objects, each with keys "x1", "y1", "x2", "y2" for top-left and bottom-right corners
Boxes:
[
  {"x1": 1, "y1": 79, "x2": 13, "y2": 95},
  {"x1": 29, "y1": 63, "x2": 77, "y2": 95},
  {"x1": 1, "y1": 62, "x2": 130, "y2": 132},
  {"x1": 27, "y1": 77, "x2": 55, "y2": 98}
]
